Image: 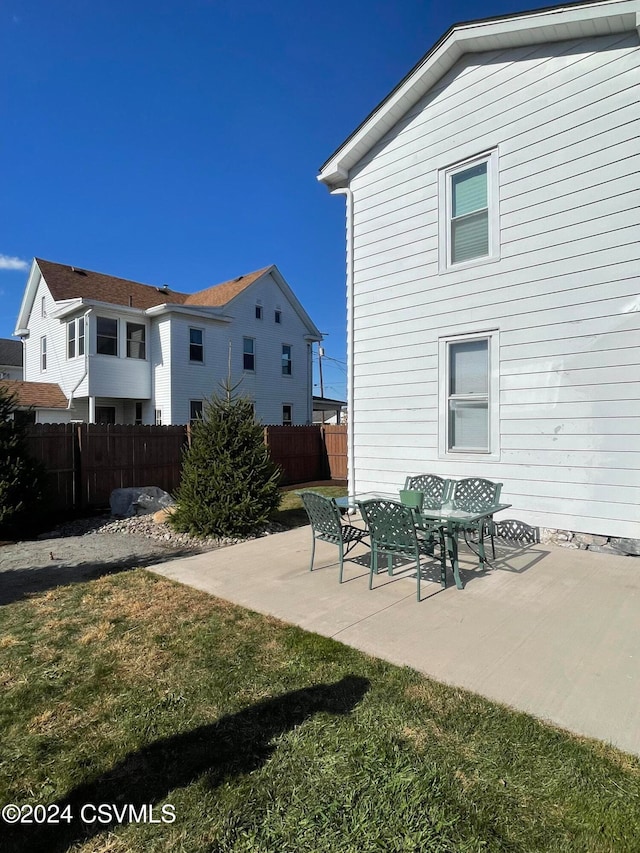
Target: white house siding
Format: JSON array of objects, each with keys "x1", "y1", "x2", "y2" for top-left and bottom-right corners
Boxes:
[
  {"x1": 347, "y1": 32, "x2": 640, "y2": 539},
  {"x1": 34, "y1": 408, "x2": 76, "y2": 425},
  {"x1": 168, "y1": 273, "x2": 313, "y2": 425},
  {"x1": 86, "y1": 312, "x2": 151, "y2": 400},
  {"x1": 23, "y1": 278, "x2": 85, "y2": 398},
  {"x1": 151, "y1": 316, "x2": 172, "y2": 425}
]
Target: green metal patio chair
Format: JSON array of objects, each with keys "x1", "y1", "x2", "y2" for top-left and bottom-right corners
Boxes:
[
  {"x1": 404, "y1": 474, "x2": 450, "y2": 509},
  {"x1": 359, "y1": 499, "x2": 446, "y2": 602},
  {"x1": 300, "y1": 491, "x2": 369, "y2": 583},
  {"x1": 451, "y1": 477, "x2": 502, "y2": 564}
]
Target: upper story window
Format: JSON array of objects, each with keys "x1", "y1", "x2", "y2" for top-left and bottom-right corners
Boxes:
[
  {"x1": 438, "y1": 330, "x2": 500, "y2": 460},
  {"x1": 243, "y1": 337, "x2": 255, "y2": 371},
  {"x1": 255, "y1": 304, "x2": 263, "y2": 320},
  {"x1": 40, "y1": 336, "x2": 47, "y2": 371},
  {"x1": 41, "y1": 296, "x2": 46, "y2": 318},
  {"x1": 126, "y1": 322, "x2": 146, "y2": 359},
  {"x1": 275, "y1": 310, "x2": 282, "y2": 324},
  {"x1": 96, "y1": 317, "x2": 118, "y2": 356},
  {"x1": 67, "y1": 320, "x2": 76, "y2": 359},
  {"x1": 439, "y1": 150, "x2": 499, "y2": 271},
  {"x1": 189, "y1": 327, "x2": 203, "y2": 362},
  {"x1": 67, "y1": 317, "x2": 86, "y2": 359},
  {"x1": 281, "y1": 344, "x2": 292, "y2": 376}
]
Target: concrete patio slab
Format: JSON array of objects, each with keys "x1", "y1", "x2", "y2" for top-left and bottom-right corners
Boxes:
[{"x1": 149, "y1": 526, "x2": 640, "y2": 757}]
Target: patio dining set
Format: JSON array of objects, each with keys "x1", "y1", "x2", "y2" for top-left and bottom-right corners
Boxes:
[{"x1": 299, "y1": 476, "x2": 511, "y2": 602}]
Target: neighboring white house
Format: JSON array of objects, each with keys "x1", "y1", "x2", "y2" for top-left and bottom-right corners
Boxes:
[
  {"x1": 0, "y1": 338, "x2": 23, "y2": 380},
  {"x1": 14, "y1": 259, "x2": 322, "y2": 426},
  {"x1": 318, "y1": 0, "x2": 640, "y2": 541}
]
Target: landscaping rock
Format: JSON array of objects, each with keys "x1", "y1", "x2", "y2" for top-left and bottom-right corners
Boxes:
[
  {"x1": 609, "y1": 538, "x2": 640, "y2": 557},
  {"x1": 110, "y1": 486, "x2": 175, "y2": 519}
]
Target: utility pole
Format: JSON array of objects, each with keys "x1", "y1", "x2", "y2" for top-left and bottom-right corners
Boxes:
[{"x1": 318, "y1": 345, "x2": 325, "y2": 398}]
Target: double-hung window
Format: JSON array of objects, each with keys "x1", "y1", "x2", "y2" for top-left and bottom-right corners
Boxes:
[
  {"x1": 282, "y1": 405, "x2": 292, "y2": 426},
  {"x1": 439, "y1": 331, "x2": 499, "y2": 459},
  {"x1": 189, "y1": 327, "x2": 203, "y2": 362},
  {"x1": 67, "y1": 320, "x2": 76, "y2": 359},
  {"x1": 40, "y1": 336, "x2": 47, "y2": 371},
  {"x1": 97, "y1": 317, "x2": 118, "y2": 356},
  {"x1": 439, "y1": 150, "x2": 499, "y2": 270},
  {"x1": 189, "y1": 400, "x2": 203, "y2": 424},
  {"x1": 67, "y1": 318, "x2": 86, "y2": 359},
  {"x1": 127, "y1": 322, "x2": 146, "y2": 359},
  {"x1": 281, "y1": 344, "x2": 292, "y2": 376},
  {"x1": 243, "y1": 337, "x2": 255, "y2": 371}
]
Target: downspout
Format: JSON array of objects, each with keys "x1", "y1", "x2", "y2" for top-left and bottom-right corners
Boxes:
[
  {"x1": 330, "y1": 186, "x2": 355, "y2": 498},
  {"x1": 67, "y1": 308, "x2": 92, "y2": 410}
]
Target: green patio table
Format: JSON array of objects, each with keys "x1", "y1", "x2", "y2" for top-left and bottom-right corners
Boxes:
[{"x1": 335, "y1": 493, "x2": 511, "y2": 590}]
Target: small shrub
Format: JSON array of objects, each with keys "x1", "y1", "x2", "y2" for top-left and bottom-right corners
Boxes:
[
  {"x1": 171, "y1": 385, "x2": 282, "y2": 539},
  {"x1": 0, "y1": 385, "x2": 45, "y2": 533}
]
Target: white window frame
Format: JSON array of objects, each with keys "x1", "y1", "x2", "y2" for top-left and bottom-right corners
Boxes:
[
  {"x1": 438, "y1": 329, "x2": 500, "y2": 462},
  {"x1": 255, "y1": 303, "x2": 263, "y2": 320},
  {"x1": 438, "y1": 149, "x2": 500, "y2": 273},
  {"x1": 281, "y1": 344, "x2": 292, "y2": 376},
  {"x1": 126, "y1": 321, "x2": 146, "y2": 360},
  {"x1": 243, "y1": 337, "x2": 255, "y2": 372},
  {"x1": 189, "y1": 327, "x2": 204, "y2": 363},
  {"x1": 189, "y1": 399, "x2": 203, "y2": 424},
  {"x1": 154, "y1": 409, "x2": 162, "y2": 426},
  {"x1": 96, "y1": 316, "x2": 119, "y2": 357},
  {"x1": 40, "y1": 336, "x2": 47, "y2": 371},
  {"x1": 282, "y1": 404, "x2": 292, "y2": 426},
  {"x1": 78, "y1": 317, "x2": 85, "y2": 356},
  {"x1": 67, "y1": 320, "x2": 76, "y2": 359}
]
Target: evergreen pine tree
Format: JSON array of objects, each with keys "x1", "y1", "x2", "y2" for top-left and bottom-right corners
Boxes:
[
  {"x1": 171, "y1": 384, "x2": 282, "y2": 538},
  {"x1": 0, "y1": 385, "x2": 45, "y2": 533}
]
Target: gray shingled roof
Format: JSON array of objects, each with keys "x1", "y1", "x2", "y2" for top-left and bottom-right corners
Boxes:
[{"x1": 0, "y1": 338, "x2": 22, "y2": 366}]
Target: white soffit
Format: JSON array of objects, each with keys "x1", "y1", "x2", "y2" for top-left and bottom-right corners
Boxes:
[{"x1": 318, "y1": 0, "x2": 640, "y2": 188}]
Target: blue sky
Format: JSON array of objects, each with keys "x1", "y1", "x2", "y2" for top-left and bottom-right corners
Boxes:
[{"x1": 1, "y1": 0, "x2": 539, "y2": 400}]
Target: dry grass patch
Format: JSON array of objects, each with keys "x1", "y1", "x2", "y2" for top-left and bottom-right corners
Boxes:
[{"x1": 1, "y1": 569, "x2": 639, "y2": 853}]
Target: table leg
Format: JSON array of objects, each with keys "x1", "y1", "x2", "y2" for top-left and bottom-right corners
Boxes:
[{"x1": 446, "y1": 524, "x2": 464, "y2": 590}]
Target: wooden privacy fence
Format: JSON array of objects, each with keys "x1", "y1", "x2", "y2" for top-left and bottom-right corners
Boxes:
[
  {"x1": 25, "y1": 424, "x2": 187, "y2": 511},
  {"x1": 25, "y1": 423, "x2": 347, "y2": 510}
]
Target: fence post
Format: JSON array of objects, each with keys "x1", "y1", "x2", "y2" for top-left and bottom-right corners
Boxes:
[{"x1": 74, "y1": 424, "x2": 84, "y2": 511}]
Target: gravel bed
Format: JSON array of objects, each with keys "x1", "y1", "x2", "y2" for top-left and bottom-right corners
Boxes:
[{"x1": 40, "y1": 512, "x2": 272, "y2": 551}]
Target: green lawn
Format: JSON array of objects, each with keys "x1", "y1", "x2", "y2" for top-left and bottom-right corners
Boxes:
[
  {"x1": 1, "y1": 569, "x2": 639, "y2": 853},
  {"x1": 274, "y1": 484, "x2": 347, "y2": 528}
]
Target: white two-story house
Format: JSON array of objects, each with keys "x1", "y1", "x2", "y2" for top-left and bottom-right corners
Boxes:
[
  {"x1": 318, "y1": 0, "x2": 640, "y2": 543},
  {"x1": 14, "y1": 259, "x2": 322, "y2": 425}
]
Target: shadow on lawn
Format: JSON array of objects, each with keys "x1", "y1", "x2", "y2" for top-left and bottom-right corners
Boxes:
[
  {"x1": 6, "y1": 675, "x2": 371, "y2": 853},
  {"x1": 0, "y1": 548, "x2": 199, "y2": 608}
]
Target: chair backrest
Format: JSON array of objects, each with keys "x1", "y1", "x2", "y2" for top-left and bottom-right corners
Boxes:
[
  {"x1": 301, "y1": 491, "x2": 343, "y2": 538},
  {"x1": 404, "y1": 474, "x2": 449, "y2": 509},
  {"x1": 451, "y1": 478, "x2": 502, "y2": 512},
  {"x1": 359, "y1": 500, "x2": 418, "y2": 552}
]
